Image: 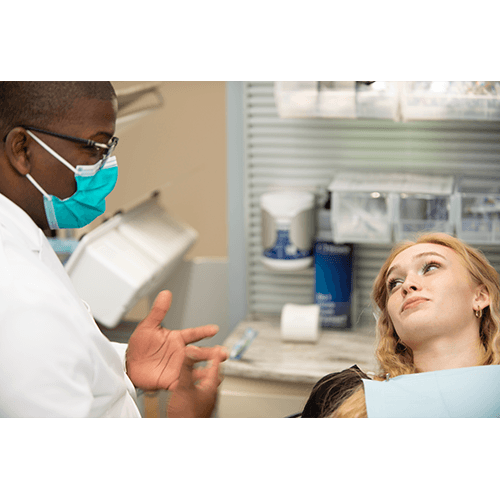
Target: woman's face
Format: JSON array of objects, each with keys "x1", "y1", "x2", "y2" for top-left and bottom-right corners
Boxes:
[{"x1": 385, "y1": 243, "x2": 487, "y2": 348}]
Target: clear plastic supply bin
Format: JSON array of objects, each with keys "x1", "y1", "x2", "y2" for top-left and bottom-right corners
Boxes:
[
  {"x1": 274, "y1": 81, "x2": 401, "y2": 120},
  {"x1": 329, "y1": 172, "x2": 454, "y2": 244},
  {"x1": 401, "y1": 81, "x2": 500, "y2": 122},
  {"x1": 332, "y1": 191, "x2": 393, "y2": 243},
  {"x1": 356, "y1": 81, "x2": 401, "y2": 120},
  {"x1": 455, "y1": 178, "x2": 500, "y2": 244},
  {"x1": 318, "y1": 81, "x2": 356, "y2": 118},
  {"x1": 274, "y1": 81, "x2": 357, "y2": 119},
  {"x1": 274, "y1": 81, "x2": 319, "y2": 118},
  {"x1": 395, "y1": 193, "x2": 454, "y2": 242}
]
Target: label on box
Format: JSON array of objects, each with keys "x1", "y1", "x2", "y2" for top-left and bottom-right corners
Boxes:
[{"x1": 314, "y1": 241, "x2": 353, "y2": 329}]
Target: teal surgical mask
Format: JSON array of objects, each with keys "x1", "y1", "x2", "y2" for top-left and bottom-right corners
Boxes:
[{"x1": 25, "y1": 130, "x2": 118, "y2": 230}]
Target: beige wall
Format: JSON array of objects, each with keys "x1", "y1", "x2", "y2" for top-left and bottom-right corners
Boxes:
[
  {"x1": 79, "y1": 82, "x2": 228, "y2": 321},
  {"x1": 78, "y1": 81, "x2": 228, "y2": 260}
]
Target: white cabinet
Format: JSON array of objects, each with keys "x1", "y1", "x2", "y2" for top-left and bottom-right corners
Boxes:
[{"x1": 218, "y1": 376, "x2": 314, "y2": 418}]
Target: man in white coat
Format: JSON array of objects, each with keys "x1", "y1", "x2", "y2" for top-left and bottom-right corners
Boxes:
[{"x1": 0, "y1": 81, "x2": 228, "y2": 417}]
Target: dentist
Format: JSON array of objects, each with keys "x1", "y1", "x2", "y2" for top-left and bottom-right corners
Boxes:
[{"x1": 0, "y1": 81, "x2": 227, "y2": 417}]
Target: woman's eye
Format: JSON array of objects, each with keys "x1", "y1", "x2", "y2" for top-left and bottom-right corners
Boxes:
[
  {"x1": 422, "y1": 262, "x2": 440, "y2": 274},
  {"x1": 387, "y1": 278, "x2": 403, "y2": 292}
]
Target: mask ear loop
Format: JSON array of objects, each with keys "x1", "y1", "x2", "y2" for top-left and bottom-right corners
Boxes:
[
  {"x1": 26, "y1": 130, "x2": 77, "y2": 173},
  {"x1": 24, "y1": 172, "x2": 61, "y2": 229},
  {"x1": 25, "y1": 173, "x2": 51, "y2": 198}
]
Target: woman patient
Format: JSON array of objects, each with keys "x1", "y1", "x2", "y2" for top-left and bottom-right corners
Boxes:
[{"x1": 301, "y1": 232, "x2": 500, "y2": 418}]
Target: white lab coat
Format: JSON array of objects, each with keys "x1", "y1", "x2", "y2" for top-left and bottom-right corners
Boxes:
[{"x1": 0, "y1": 194, "x2": 141, "y2": 417}]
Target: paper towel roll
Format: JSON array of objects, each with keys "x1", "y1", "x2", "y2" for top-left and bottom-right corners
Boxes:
[{"x1": 280, "y1": 303, "x2": 320, "y2": 343}]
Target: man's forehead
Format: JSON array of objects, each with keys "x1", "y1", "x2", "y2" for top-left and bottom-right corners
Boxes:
[{"x1": 56, "y1": 98, "x2": 116, "y2": 133}]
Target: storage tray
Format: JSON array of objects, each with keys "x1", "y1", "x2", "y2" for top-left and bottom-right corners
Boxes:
[
  {"x1": 456, "y1": 193, "x2": 500, "y2": 244},
  {"x1": 394, "y1": 193, "x2": 454, "y2": 241},
  {"x1": 401, "y1": 82, "x2": 500, "y2": 121}
]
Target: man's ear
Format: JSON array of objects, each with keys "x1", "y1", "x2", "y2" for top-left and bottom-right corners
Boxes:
[{"x1": 4, "y1": 127, "x2": 32, "y2": 176}]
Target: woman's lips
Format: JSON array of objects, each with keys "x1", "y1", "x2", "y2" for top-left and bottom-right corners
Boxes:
[{"x1": 401, "y1": 297, "x2": 429, "y2": 312}]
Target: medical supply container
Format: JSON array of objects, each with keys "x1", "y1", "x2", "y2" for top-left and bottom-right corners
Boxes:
[
  {"x1": 401, "y1": 81, "x2": 500, "y2": 122},
  {"x1": 329, "y1": 172, "x2": 394, "y2": 244},
  {"x1": 329, "y1": 171, "x2": 455, "y2": 244},
  {"x1": 454, "y1": 177, "x2": 500, "y2": 244},
  {"x1": 260, "y1": 190, "x2": 316, "y2": 271},
  {"x1": 314, "y1": 208, "x2": 353, "y2": 329},
  {"x1": 395, "y1": 194, "x2": 453, "y2": 241}
]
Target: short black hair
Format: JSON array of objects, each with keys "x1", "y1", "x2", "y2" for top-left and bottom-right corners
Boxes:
[{"x1": 0, "y1": 81, "x2": 116, "y2": 139}]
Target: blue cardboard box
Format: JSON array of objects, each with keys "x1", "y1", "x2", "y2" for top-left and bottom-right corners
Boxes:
[{"x1": 314, "y1": 241, "x2": 353, "y2": 329}]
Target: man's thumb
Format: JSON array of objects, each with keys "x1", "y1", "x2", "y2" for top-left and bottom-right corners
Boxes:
[{"x1": 143, "y1": 290, "x2": 172, "y2": 327}]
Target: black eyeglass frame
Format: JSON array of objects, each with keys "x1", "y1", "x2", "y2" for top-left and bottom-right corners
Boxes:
[{"x1": 20, "y1": 125, "x2": 119, "y2": 161}]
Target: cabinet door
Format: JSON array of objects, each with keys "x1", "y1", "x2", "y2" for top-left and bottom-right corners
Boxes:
[{"x1": 218, "y1": 376, "x2": 314, "y2": 418}]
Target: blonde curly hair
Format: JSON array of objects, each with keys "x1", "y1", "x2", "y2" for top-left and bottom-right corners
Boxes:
[{"x1": 330, "y1": 233, "x2": 500, "y2": 418}]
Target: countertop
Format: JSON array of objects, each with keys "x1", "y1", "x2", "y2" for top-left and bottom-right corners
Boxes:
[{"x1": 222, "y1": 318, "x2": 379, "y2": 385}]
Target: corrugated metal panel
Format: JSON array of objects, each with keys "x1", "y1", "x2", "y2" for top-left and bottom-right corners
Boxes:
[{"x1": 243, "y1": 82, "x2": 500, "y2": 326}]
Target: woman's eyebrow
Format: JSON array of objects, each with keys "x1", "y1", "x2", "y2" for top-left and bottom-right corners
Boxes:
[
  {"x1": 386, "y1": 264, "x2": 400, "y2": 281},
  {"x1": 413, "y1": 251, "x2": 447, "y2": 262},
  {"x1": 386, "y1": 251, "x2": 447, "y2": 280}
]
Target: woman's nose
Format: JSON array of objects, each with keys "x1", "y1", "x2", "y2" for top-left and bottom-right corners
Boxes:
[{"x1": 402, "y1": 273, "x2": 422, "y2": 294}]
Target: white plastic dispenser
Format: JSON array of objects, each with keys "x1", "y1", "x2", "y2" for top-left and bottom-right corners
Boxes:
[
  {"x1": 65, "y1": 194, "x2": 198, "y2": 328},
  {"x1": 260, "y1": 191, "x2": 315, "y2": 271}
]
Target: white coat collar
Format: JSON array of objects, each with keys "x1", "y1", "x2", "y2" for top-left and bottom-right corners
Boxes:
[
  {"x1": 0, "y1": 193, "x2": 44, "y2": 253},
  {"x1": 0, "y1": 192, "x2": 83, "y2": 303}
]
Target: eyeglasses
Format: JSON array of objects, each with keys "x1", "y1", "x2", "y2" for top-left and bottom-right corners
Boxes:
[{"x1": 21, "y1": 125, "x2": 119, "y2": 166}]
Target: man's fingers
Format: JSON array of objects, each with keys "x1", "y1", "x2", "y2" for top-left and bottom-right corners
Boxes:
[
  {"x1": 174, "y1": 346, "x2": 200, "y2": 389},
  {"x1": 187, "y1": 346, "x2": 226, "y2": 391},
  {"x1": 174, "y1": 346, "x2": 227, "y2": 390},
  {"x1": 193, "y1": 359, "x2": 225, "y2": 391},
  {"x1": 180, "y1": 324, "x2": 220, "y2": 345},
  {"x1": 141, "y1": 290, "x2": 172, "y2": 328},
  {"x1": 185, "y1": 345, "x2": 228, "y2": 363}
]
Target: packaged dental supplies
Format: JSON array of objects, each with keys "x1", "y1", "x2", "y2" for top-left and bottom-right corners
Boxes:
[{"x1": 314, "y1": 209, "x2": 353, "y2": 329}]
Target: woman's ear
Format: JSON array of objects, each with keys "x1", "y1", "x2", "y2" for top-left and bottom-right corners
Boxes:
[
  {"x1": 473, "y1": 284, "x2": 490, "y2": 311},
  {"x1": 4, "y1": 127, "x2": 32, "y2": 176}
]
